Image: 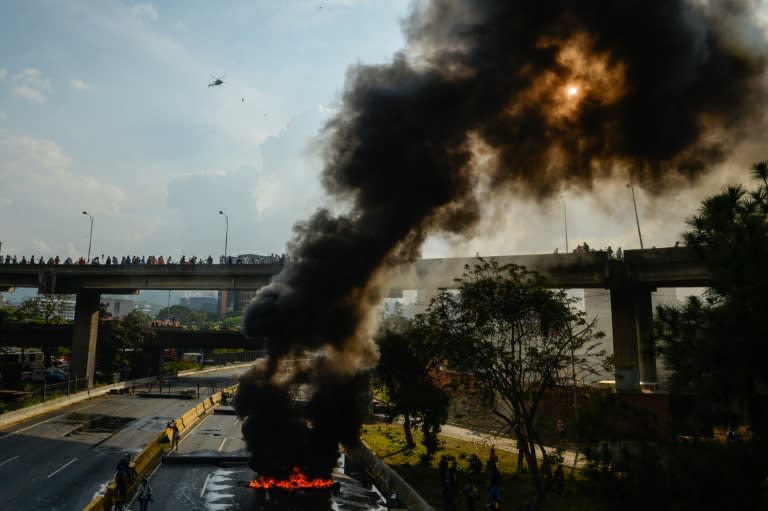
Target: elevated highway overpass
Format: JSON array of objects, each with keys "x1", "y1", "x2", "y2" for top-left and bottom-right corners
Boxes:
[{"x1": 0, "y1": 247, "x2": 711, "y2": 391}]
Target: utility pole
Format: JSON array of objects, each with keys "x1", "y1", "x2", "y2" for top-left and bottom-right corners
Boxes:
[
  {"x1": 560, "y1": 196, "x2": 569, "y2": 253},
  {"x1": 628, "y1": 173, "x2": 644, "y2": 249},
  {"x1": 82, "y1": 211, "x2": 94, "y2": 262}
]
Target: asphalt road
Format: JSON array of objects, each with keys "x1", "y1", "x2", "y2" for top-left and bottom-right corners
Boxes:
[
  {"x1": 0, "y1": 366, "x2": 388, "y2": 511},
  {"x1": 128, "y1": 405, "x2": 387, "y2": 511},
  {"x1": 0, "y1": 366, "x2": 247, "y2": 510}
]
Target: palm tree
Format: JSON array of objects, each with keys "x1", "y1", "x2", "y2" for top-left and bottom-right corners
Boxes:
[{"x1": 750, "y1": 160, "x2": 768, "y2": 189}]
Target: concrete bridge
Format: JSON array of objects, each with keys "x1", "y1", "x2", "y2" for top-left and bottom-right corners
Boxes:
[{"x1": 0, "y1": 247, "x2": 710, "y2": 391}]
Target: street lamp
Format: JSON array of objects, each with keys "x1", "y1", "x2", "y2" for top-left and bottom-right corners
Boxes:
[
  {"x1": 82, "y1": 211, "x2": 94, "y2": 262},
  {"x1": 218, "y1": 210, "x2": 229, "y2": 261},
  {"x1": 627, "y1": 173, "x2": 644, "y2": 249},
  {"x1": 560, "y1": 195, "x2": 569, "y2": 254}
]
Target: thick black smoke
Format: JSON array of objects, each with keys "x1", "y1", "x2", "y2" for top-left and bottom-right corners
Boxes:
[{"x1": 237, "y1": 0, "x2": 768, "y2": 477}]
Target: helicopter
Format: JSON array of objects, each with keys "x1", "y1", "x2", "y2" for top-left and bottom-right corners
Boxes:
[{"x1": 208, "y1": 75, "x2": 225, "y2": 87}]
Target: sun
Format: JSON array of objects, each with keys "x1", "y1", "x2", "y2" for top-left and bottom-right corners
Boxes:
[{"x1": 567, "y1": 86, "x2": 578, "y2": 97}]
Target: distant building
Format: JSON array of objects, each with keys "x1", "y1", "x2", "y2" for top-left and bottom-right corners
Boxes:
[
  {"x1": 33, "y1": 295, "x2": 77, "y2": 322},
  {"x1": 218, "y1": 289, "x2": 258, "y2": 317},
  {"x1": 180, "y1": 296, "x2": 218, "y2": 314},
  {"x1": 103, "y1": 299, "x2": 136, "y2": 319}
]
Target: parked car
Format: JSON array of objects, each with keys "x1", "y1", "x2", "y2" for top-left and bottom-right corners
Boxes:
[{"x1": 46, "y1": 368, "x2": 68, "y2": 383}]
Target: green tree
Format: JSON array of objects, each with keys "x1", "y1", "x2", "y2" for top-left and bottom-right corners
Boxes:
[
  {"x1": 14, "y1": 295, "x2": 72, "y2": 324},
  {"x1": 375, "y1": 311, "x2": 448, "y2": 457},
  {"x1": 96, "y1": 309, "x2": 156, "y2": 378},
  {"x1": 0, "y1": 306, "x2": 19, "y2": 325},
  {"x1": 656, "y1": 159, "x2": 768, "y2": 428},
  {"x1": 420, "y1": 259, "x2": 602, "y2": 509}
]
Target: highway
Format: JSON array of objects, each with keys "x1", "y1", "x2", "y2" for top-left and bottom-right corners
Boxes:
[
  {"x1": 135, "y1": 408, "x2": 387, "y2": 511},
  {"x1": 0, "y1": 367, "x2": 245, "y2": 510},
  {"x1": 0, "y1": 365, "x2": 388, "y2": 511}
]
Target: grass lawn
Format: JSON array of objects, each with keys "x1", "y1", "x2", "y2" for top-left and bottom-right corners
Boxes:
[{"x1": 360, "y1": 421, "x2": 597, "y2": 511}]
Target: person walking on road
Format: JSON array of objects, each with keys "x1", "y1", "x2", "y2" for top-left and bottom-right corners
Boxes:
[
  {"x1": 170, "y1": 420, "x2": 180, "y2": 450},
  {"x1": 114, "y1": 454, "x2": 130, "y2": 502},
  {"x1": 137, "y1": 477, "x2": 154, "y2": 511}
]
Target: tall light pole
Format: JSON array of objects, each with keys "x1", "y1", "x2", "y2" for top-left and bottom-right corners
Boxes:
[
  {"x1": 628, "y1": 173, "x2": 644, "y2": 249},
  {"x1": 82, "y1": 211, "x2": 93, "y2": 262},
  {"x1": 560, "y1": 195, "x2": 569, "y2": 253},
  {"x1": 218, "y1": 210, "x2": 229, "y2": 261}
]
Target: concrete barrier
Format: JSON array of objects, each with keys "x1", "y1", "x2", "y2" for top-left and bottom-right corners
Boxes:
[
  {"x1": 345, "y1": 442, "x2": 435, "y2": 511},
  {"x1": 80, "y1": 385, "x2": 238, "y2": 511}
]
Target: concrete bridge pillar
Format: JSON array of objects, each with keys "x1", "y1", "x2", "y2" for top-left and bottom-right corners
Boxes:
[
  {"x1": 69, "y1": 291, "x2": 101, "y2": 389},
  {"x1": 609, "y1": 287, "x2": 656, "y2": 392}
]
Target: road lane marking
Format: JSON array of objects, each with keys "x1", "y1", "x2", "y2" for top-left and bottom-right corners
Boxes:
[
  {"x1": 200, "y1": 473, "x2": 211, "y2": 497},
  {"x1": 47, "y1": 457, "x2": 78, "y2": 478},
  {"x1": 0, "y1": 455, "x2": 19, "y2": 467},
  {"x1": 217, "y1": 438, "x2": 227, "y2": 452}
]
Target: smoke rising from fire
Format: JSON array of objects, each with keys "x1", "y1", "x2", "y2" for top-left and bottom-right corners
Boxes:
[{"x1": 236, "y1": 0, "x2": 768, "y2": 476}]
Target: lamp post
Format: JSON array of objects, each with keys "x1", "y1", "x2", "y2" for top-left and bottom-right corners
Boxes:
[
  {"x1": 82, "y1": 211, "x2": 93, "y2": 262},
  {"x1": 560, "y1": 195, "x2": 569, "y2": 253},
  {"x1": 218, "y1": 210, "x2": 229, "y2": 261},
  {"x1": 627, "y1": 173, "x2": 644, "y2": 249}
]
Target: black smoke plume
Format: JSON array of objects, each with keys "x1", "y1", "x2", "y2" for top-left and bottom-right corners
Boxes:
[{"x1": 236, "y1": 0, "x2": 768, "y2": 477}]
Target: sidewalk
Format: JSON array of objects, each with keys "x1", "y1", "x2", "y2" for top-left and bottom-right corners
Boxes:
[{"x1": 438, "y1": 423, "x2": 585, "y2": 469}]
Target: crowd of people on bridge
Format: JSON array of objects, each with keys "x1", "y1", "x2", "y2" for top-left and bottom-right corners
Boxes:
[
  {"x1": 554, "y1": 242, "x2": 624, "y2": 259},
  {"x1": 0, "y1": 253, "x2": 292, "y2": 266}
]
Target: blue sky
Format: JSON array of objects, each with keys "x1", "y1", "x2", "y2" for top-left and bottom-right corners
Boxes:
[
  {"x1": 1, "y1": 0, "x2": 766, "y2": 264},
  {"x1": 0, "y1": 0, "x2": 410, "y2": 260}
]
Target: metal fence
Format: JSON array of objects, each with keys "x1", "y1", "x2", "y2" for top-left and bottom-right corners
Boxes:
[{"x1": 0, "y1": 374, "x2": 90, "y2": 412}]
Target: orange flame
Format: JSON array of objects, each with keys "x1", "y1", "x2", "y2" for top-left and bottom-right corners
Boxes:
[{"x1": 248, "y1": 466, "x2": 334, "y2": 490}]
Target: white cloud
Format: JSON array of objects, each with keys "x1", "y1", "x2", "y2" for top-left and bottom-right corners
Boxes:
[
  {"x1": 10, "y1": 67, "x2": 52, "y2": 103},
  {"x1": 12, "y1": 86, "x2": 47, "y2": 103},
  {"x1": 0, "y1": 69, "x2": 7, "y2": 80},
  {"x1": 132, "y1": 3, "x2": 158, "y2": 21},
  {"x1": 0, "y1": 134, "x2": 127, "y2": 257},
  {"x1": 69, "y1": 79, "x2": 90, "y2": 91},
  {"x1": 0, "y1": 112, "x2": 6, "y2": 120}
]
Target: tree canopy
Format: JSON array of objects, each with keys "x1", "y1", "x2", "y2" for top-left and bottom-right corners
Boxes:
[
  {"x1": 374, "y1": 307, "x2": 448, "y2": 457},
  {"x1": 655, "y1": 159, "x2": 768, "y2": 427},
  {"x1": 419, "y1": 259, "x2": 602, "y2": 508},
  {"x1": 96, "y1": 309, "x2": 156, "y2": 377}
]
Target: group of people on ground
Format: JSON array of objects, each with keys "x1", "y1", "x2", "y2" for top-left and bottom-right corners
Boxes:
[
  {"x1": 438, "y1": 448, "x2": 499, "y2": 511},
  {"x1": 114, "y1": 454, "x2": 153, "y2": 510},
  {"x1": 440, "y1": 419, "x2": 572, "y2": 511}
]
